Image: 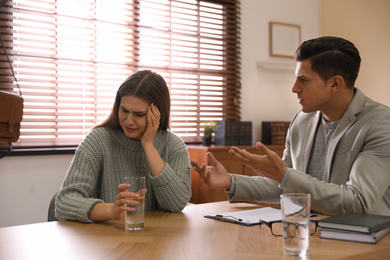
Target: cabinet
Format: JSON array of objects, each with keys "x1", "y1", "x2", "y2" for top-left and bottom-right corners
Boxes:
[{"x1": 187, "y1": 145, "x2": 284, "y2": 204}]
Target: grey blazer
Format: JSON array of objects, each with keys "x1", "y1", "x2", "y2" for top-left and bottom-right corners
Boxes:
[{"x1": 232, "y1": 89, "x2": 390, "y2": 215}]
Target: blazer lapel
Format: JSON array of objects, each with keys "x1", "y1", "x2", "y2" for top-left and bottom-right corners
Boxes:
[
  {"x1": 300, "y1": 111, "x2": 321, "y2": 172},
  {"x1": 324, "y1": 89, "x2": 364, "y2": 182}
]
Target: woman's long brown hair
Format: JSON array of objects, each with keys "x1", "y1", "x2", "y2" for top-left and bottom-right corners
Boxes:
[{"x1": 97, "y1": 70, "x2": 170, "y2": 131}]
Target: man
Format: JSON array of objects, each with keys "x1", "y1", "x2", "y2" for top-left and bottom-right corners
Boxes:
[{"x1": 191, "y1": 36, "x2": 390, "y2": 215}]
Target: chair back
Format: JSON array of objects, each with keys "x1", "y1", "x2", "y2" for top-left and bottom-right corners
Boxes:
[{"x1": 48, "y1": 191, "x2": 59, "y2": 221}]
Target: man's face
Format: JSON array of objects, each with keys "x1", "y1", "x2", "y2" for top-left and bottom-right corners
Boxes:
[{"x1": 292, "y1": 60, "x2": 333, "y2": 114}]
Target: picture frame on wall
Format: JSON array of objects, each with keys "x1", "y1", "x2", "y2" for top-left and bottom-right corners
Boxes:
[{"x1": 269, "y1": 22, "x2": 301, "y2": 59}]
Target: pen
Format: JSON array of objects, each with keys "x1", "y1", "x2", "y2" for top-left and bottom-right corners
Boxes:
[
  {"x1": 216, "y1": 214, "x2": 242, "y2": 221},
  {"x1": 214, "y1": 215, "x2": 242, "y2": 223},
  {"x1": 188, "y1": 166, "x2": 213, "y2": 170}
]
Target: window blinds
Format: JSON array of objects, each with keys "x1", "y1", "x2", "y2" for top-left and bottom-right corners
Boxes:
[{"x1": 0, "y1": 0, "x2": 241, "y2": 147}]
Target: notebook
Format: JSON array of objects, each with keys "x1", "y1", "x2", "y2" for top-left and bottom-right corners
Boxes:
[
  {"x1": 320, "y1": 226, "x2": 390, "y2": 244},
  {"x1": 318, "y1": 212, "x2": 390, "y2": 233}
]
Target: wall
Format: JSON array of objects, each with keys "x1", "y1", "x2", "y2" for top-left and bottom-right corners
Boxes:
[
  {"x1": 240, "y1": 0, "x2": 320, "y2": 143},
  {"x1": 0, "y1": 154, "x2": 73, "y2": 227},
  {"x1": 321, "y1": 0, "x2": 390, "y2": 107}
]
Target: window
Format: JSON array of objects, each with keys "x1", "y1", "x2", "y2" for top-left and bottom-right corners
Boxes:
[{"x1": 0, "y1": 0, "x2": 241, "y2": 148}]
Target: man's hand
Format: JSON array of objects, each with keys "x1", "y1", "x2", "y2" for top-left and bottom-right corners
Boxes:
[
  {"x1": 190, "y1": 152, "x2": 232, "y2": 190},
  {"x1": 229, "y1": 142, "x2": 286, "y2": 183}
]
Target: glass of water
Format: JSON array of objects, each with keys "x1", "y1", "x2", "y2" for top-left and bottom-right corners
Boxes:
[
  {"x1": 280, "y1": 193, "x2": 311, "y2": 257},
  {"x1": 124, "y1": 176, "x2": 146, "y2": 231}
]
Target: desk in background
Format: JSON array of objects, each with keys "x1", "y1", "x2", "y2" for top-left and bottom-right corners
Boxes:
[
  {"x1": 188, "y1": 145, "x2": 284, "y2": 203},
  {"x1": 1, "y1": 201, "x2": 389, "y2": 260}
]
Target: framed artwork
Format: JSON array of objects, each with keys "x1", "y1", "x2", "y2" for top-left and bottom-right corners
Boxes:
[{"x1": 269, "y1": 22, "x2": 301, "y2": 59}]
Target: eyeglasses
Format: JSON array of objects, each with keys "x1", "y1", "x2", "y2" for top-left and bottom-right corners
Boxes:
[{"x1": 259, "y1": 220, "x2": 318, "y2": 237}]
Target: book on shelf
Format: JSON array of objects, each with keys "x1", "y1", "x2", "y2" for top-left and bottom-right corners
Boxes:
[
  {"x1": 214, "y1": 121, "x2": 252, "y2": 146},
  {"x1": 261, "y1": 121, "x2": 290, "y2": 145},
  {"x1": 318, "y1": 212, "x2": 390, "y2": 233},
  {"x1": 215, "y1": 121, "x2": 238, "y2": 146},
  {"x1": 239, "y1": 121, "x2": 252, "y2": 145},
  {"x1": 320, "y1": 226, "x2": 390, "y2": 244}
]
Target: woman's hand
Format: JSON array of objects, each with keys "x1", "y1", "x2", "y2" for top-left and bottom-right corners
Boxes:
[
  {"x1": 88, "y1": 183, "x2": 147, "y2": 221},
  {"x1": 88, "y1": 184, "x2": 147, "y2": 221},
  {"x1": 112, "y1": 184, "x2": 148, "y2": 219},
  {"x1": 140, "y1": 103, "x2": 161, "y2": 146},
  {"x1": 140, "y1": 103, "x2": 165, "y2": 176}
]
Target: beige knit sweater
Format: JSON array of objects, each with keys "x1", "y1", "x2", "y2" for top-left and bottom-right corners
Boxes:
[{"x1": 56, "y1": 127, "x2": 191, "y2": 222}]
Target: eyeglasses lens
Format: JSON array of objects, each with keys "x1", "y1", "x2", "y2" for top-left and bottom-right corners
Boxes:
[{"x1": 261, "y1": 221, "x2": 317, "y2": 237}]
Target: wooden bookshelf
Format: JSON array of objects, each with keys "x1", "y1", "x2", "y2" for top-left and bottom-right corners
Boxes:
[{"x1": 187, "y1": 145, "x2": 285, "y2": 204}]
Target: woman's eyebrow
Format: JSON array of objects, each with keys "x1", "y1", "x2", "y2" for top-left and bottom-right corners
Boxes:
[
  {"x1": 135, "y1": 110, "x2": 147, "y2": 114},
  {"x1": 120, "y1": 105, "x2": 147, "y2": 113},
  {"x1": 133, "y1": 108, "x2": 148, "y2": 113}
]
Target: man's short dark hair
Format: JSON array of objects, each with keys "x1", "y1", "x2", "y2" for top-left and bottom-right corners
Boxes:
[{"x1": 295, "y1": 36, "x2": 361, "y2": 88}]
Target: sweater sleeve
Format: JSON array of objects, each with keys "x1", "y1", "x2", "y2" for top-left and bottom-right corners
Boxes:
[
  {"x1": 55, "y1": 131, "x2": 105, "y2": 222},
  {"x1": 149, "y1": 133, "x2": 192, "y2": 212}
]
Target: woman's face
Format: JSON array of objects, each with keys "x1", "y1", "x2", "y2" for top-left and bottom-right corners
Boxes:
[{"x1": 118, "y1": 95, "x2": 149, "y2": 140}]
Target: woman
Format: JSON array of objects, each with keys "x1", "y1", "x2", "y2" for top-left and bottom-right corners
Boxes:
[{"x1": 56, "y1": 70, "x2": 192, "y2": 223}]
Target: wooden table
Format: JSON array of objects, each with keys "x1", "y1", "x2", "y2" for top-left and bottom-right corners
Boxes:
[{"x1": 1, "y1": 201, "x2": 389, "y2": 260}]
